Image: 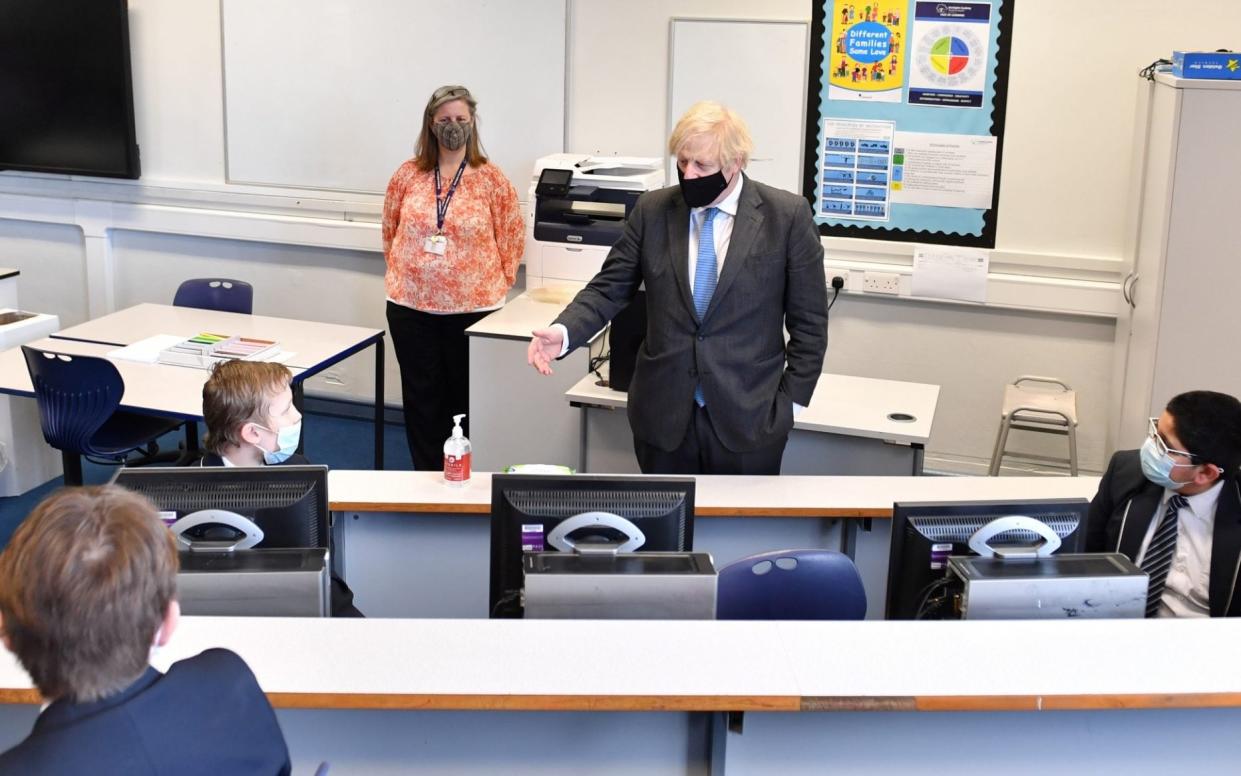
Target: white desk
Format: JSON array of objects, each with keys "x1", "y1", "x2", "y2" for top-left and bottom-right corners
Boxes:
[
  {"x1": 52, "y1": 304, "x2": 387, "y2": 468},
  {"x1": 3, "y1": 617, "x2": 1240, "y2": 775},
  {"x1": 566, "y1": 371, "x2": 940, "y2": 476},
  {"x1": 0, "y1": 268, "x2": 18, "y2": 309},
  {"x1": 465, "y1": 286, "x2": 593, "y2": 472},
  {"x1": 328, "y1": 471, "x2": 1100, "y2": 620},
  {"x1": 0, "y1": 337, "x2": 277, "y2": 420},
  {"x1": 468, "y1": 286, "x2": 940, "y2": 476},
  {"x1": 0, "y1": 338, "x2": 313, "y2": 481}
]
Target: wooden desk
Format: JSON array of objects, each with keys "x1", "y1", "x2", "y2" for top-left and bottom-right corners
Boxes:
[
  {"x1": 328, "y1": 471, "x2": 1100, "y2": 619},
  {"x1": 566, "y1": 372, "x2": 940, "y2": 475},
  {"x1": 3, "y1": 617, "x2": 1240, "y2": 775},
  {"x1": 52, "y1": 303, "x2": 387, "y2": 468}
]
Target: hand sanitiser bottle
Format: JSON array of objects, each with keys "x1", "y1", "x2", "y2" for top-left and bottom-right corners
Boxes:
[{"x1": 443, "y1": 414, "x2": 471, "y2": 487}]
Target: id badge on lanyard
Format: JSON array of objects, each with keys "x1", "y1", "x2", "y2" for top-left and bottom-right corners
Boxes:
[
  {"x1": 426, "y1": 159, "x2": 467, "y2": 256},
  {"x1": 424, "y1": 234, "x2": 447, "y2": 255}
]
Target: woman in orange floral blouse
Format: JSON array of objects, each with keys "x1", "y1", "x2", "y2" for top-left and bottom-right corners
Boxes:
[{"x1": 383, "y1": 85, "x2": 524, "y2": 470}]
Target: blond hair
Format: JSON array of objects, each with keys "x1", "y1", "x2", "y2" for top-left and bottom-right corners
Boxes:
[
  {"x1": 413, "y1": 84, "x2": 489, "y2": 173},
  {"x1": 668, "y1": 101, "x2": 753, "y2": 170},
  {"x1": 202, "y1": 360, "x2": 293, "y2": 454},
  {"x1": 0, "y1": 486, "x2": 177, "y2": 702}
]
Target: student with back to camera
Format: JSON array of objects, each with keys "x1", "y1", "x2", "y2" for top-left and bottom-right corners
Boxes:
[{"x1": 0, "y1": 486, "x2": 292, "y2": 775}]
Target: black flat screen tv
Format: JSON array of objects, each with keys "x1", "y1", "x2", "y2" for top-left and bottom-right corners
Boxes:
[{"x1": 0, "y1": 0, "x2": 141, "y2": 178}]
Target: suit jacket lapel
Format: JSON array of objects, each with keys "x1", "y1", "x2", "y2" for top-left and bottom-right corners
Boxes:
[
  {"x1": 1118, "y1": 486, "x2": 1163, "y2": 560},
  {"x1": 1209, "y1": 478, "x2": 1241, "y2": 616},
  {"x1": 665, "y1": 190, "x2": 696, "y2": 320},
  {"x1": 704, "y1": 175, "x2": 763, "y2": 322}
]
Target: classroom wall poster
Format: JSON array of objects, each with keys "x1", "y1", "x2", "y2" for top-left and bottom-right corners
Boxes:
[
  {"x1": 827, "y1": 1, "x2": 908, "y2": 103},
  {"x1": 820, "y1": 119, "x2": 894, "y2": 221},
  {"x1": 907, "y1": 2, "x2": 993, "y2": 108},
  {"x1": 804, "y1": 0, "x2": 1013, "y2": 248}
]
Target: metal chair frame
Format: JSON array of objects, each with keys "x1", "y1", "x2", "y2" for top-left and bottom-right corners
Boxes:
[{"x1": 988, "y1": 375, "x2": 1079, "y2": 476}]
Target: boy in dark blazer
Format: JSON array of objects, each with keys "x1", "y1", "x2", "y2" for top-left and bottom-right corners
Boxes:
[
  {"x1": 529, "y1": 101, "x2": 827, "y2": 475},
  {"x1": 1086, "y1": 390, "x2": 1241, "y2": 617},
  {"x1": 0, "y1": 486, "x2": 291, "y2": 775}
]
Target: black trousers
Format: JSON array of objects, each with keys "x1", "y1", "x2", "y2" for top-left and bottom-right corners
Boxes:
[
  {"x1": 386, "y1": 302, "x2": 489, "y2": 471},
  {"x1": 633, "y1": 403, "x2": 787, "y2": 475}
]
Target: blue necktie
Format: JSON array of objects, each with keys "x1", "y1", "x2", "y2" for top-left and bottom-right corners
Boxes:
[
  {"x1": 692, "y1": 208, "x2": 719, "y2": 320},
  {"x1": 1141, "y1": 493, "x2": 1187, "y2": 617},
  {"x1": 692, "y1": 208, "x2": 719, "y2": 406}
]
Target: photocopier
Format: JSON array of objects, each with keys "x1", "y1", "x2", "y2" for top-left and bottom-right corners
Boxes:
[{"x1": 524, "y1": 153, "x2": 664, "y2": 288}]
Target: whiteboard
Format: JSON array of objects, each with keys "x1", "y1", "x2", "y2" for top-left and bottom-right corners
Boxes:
[
  {"x1": 668, "y1": 18, "x2": 809, "y2": 194},
  {"x1": 220, "y1": 0, "x2": 566, "y2": 194}
]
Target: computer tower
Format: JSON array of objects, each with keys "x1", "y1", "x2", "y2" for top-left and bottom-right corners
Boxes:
[
  {"x1": 607, "y1": 291, "x2": 646, "y2": 392},
  {"x1": 177, "y1": 548, "x2": 329, "y2": 617}
]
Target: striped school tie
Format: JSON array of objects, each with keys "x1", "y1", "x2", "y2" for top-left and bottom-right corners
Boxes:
[
  {"x1": 1140, "y1": 494, "x2": 1187, "y2": 617},
  {"x1": 692, "y1": 208, "x2": 719, "y2": 407}
]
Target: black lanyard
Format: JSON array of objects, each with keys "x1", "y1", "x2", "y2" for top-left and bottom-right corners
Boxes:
[{"x1": 434, "y1": 158, "x2": 468, "y2": 234}]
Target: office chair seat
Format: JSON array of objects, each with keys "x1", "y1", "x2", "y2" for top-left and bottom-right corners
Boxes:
[
  {"x1": 173, "y1": 278, "x2": 254, "y2": 315},
  {"x1": 716, "y1": 549, "x2": 867, "y2": 620},
  {"x1": 90, "y1": 410, "x2": 186, "y2": 454}
]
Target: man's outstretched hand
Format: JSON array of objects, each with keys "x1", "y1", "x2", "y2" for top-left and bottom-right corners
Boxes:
[{"x1": 527, "y1": 328, "x2": 564, "y2": 376}]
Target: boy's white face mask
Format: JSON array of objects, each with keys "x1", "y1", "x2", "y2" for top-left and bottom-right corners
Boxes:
[{"x1": 252, "y1": 420, "x2": 302, "y2": 464}]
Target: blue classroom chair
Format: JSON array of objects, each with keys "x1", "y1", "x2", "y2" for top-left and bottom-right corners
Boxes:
[
  {"x1": 22, "y1": 346, "x2": 184, "y2": 486},
  {"x1": 171, "y1": 277, "x2": 254, "y2": 457},
  {"x1": 173, "y1": 278, "x2": 254, "y2": 315},
  {"x1": 716, "y1": 549, "x2": 867, "y2": 620}
]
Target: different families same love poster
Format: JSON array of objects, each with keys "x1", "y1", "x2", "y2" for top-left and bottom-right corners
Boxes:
[{"x1": 827, "y1": 1, "x2": 908, "y2": 103}]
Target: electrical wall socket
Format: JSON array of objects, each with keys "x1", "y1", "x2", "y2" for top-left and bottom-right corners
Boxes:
[{"x1": 862, "y1": 271, "x2": 901, "y2": 295}]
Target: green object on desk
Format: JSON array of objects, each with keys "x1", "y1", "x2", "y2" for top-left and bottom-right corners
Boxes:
[{"x1": 503, "y1": 464, "x2": 576, "y2": 475}]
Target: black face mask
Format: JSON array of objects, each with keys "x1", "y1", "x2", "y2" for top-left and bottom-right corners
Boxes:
[{"x1": 677, "y1": 166, "x2": 731, "y2": 208}]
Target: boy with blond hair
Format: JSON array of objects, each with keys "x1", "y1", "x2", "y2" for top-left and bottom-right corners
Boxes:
[
  {"x1": 199, "y1": 360, "x2": 362, "y2": 616},
  {"x1": 202, "y1": 360, "x2": 306, "y2": 467}
]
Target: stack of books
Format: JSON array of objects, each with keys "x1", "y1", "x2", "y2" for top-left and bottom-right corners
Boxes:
[{"x1": 157, "y1": 332, "x2": 279, "y2": 369}]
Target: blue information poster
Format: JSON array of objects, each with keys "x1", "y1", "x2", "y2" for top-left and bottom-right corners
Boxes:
[{"x1": 804, "y1": 0, "x2": 1013, "y2": 247}]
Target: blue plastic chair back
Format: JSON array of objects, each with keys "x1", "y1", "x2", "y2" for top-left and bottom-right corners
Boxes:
[
  {"x1": 173, "y1": 278, "x2": 254, "y2": 315},
  {"x1": 22, "y1": 346, "x2": 125, "y2": 457},
  {"x1": 716, "y1": 549, "x2": 867, "y2": 620}
]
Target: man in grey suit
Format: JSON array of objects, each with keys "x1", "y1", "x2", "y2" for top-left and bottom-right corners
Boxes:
[{"x1": 528, "y1": 102, "x2": 827, "y2": 475}]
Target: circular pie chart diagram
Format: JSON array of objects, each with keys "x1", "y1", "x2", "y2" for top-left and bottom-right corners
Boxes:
[{"x1": 929, "y1": 36, "x2": 970, "y2": 75}]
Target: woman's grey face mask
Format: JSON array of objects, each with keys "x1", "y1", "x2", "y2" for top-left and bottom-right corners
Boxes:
[{"x1": 432, "y1": 120, "x2": 471, "y2": 151}]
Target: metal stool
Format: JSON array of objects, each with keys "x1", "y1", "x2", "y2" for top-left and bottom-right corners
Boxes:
[{"x1": 988, "y1": 376, "x2": 1078, "y2": 476}]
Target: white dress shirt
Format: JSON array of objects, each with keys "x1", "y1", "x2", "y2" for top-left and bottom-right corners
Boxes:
[
  {"x1": 1136, "y1": 480, "x2": 1223, "y2": 618},
  {"x1": 687, "y1": 175, "x2": 743, "y2": 293}
]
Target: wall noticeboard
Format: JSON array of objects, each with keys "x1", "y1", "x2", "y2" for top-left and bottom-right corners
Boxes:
[{"x1": 803, "y1": 0, "x2": 1014, "y2": 248}]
